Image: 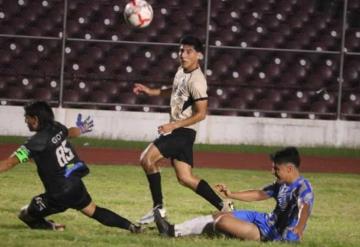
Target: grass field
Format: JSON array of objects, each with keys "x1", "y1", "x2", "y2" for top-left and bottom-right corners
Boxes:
[{"x1": 0, "y1": 163, "x2": 359, "y2": 247}]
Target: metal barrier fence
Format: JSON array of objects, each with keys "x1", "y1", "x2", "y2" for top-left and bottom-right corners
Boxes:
[{"x1": 0, "y1": 0, "x2": 359, "y2": 120}]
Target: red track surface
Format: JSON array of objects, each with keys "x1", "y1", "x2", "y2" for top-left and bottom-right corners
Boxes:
[{"x1": 1, "y1": 144, "x2": 359, "y2": 173}]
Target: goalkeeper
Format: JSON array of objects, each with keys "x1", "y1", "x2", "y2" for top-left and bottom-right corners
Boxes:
[{"x1": 0, "y1": 101, "x2": 141, "y2": 233}]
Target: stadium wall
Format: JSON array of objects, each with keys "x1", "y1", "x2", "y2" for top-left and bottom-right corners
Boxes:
[{"x1": 1, "y1": 105, "x2": 359, "y2": 148}]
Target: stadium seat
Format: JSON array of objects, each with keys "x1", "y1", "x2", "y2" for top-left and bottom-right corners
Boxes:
[
  {"x1": 63, "y1": 89, "x2": 81, "y2": 102},
  {"x1": 281, "y1": 100, "x2": 304, "y2": 112},
  {"x1": 4, "y1": 86, "x2": 25, "y2": 99},
  {"x1": 31, "y1": 88, "x2": 53, "y2": 101},
  {"x1": 207, "y1": 96, "x2": 221, "y2": 109},
  {"x1": 228, "y1": 97, "x2": 248, "y2": 110},
  {"x1": 0, "y1": 0, "x2": 357, "y2": 120},
  {"x1": 261, "y1": 13, "x2": 280, "y2": 30},
  {"x1": 117, "y1": 92, "x2": 137, "y2": 105},
  {"x1": 142, "y1": 96, "x2": 168, "y2": 106},
  {"x1": 88, "y1": 90, "x2": 109, "y2": 103}
]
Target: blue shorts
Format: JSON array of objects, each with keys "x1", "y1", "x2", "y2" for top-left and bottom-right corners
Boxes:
[{"x1": 232, "y1": 210, "x2": 299, "y2": 242}]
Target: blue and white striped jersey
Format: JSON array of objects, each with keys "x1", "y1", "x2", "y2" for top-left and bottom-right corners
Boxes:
[{"x1": 263, "y1": 176, "x2": 314, "y2": 237}]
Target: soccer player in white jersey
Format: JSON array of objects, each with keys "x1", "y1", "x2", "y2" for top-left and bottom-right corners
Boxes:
[
  {"x1": 133, "y1": 35, "x2": 230, "y2": 224},
  {"x1": 154, "y1": 147, "x2": 314, "y2": 242}
]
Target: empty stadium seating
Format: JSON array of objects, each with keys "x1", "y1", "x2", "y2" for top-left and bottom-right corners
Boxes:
[{"x1": 0, "y1": 0, "x2": 359, "y2": 120}]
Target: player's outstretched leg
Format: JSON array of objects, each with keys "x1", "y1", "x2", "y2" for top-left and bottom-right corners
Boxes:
[
  {"x1": 154, "y1": 208, "x2": 216, "y2": 237},
  {"x1": 82, "y1": 202, "x2": 142, "y2": 233},
  {"x1": 174, "y1": 162, "x2": 232, "y2": 211},
  {"x1": 91, "y1": 206, "x2": 142, "y2": 233}
]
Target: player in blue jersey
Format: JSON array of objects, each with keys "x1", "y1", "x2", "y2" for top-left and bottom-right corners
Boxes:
[
  {"x1": 0, "y1": 101, "x2": 141, "y2": 233},
  {"x1": 154, "y1": 147, "x2": 314, "y2": 242}
]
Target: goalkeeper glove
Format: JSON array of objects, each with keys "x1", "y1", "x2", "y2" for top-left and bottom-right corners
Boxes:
[{"x1": 76, "y1": 113, "x2": 94, "y2": 134}]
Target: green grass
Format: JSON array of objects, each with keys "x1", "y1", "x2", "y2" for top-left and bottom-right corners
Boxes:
[
  {"x1": 0, "y1": 164, "x2": 359, "y2": 247},
  {"x1": 1, "y1": 135, "x2": 360, "y2": 158}
]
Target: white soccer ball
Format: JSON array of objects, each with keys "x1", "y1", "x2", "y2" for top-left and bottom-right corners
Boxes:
[{"x1": 124, "y1": 0, "x2": 153, "y2": 28}]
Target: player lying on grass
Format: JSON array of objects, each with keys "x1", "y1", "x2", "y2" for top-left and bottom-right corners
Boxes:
[
  {"x1": 154, "y1": 147, "x2": 314, "y2": 242},
  {"x1": 0, "y1": 101, "x2": 141, "y2": 233}
]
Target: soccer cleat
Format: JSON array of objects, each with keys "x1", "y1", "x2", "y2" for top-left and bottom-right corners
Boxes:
[
  {"x1": 138, "y1": 205, "x2": 166, "y2": 225},
  {"x1": 154, "y1": 208, "x2": 174, "y2": 237},
  {"x1": 221, "y1": 199, "x2": 235, "y2": 212},
  {"x1": 129, "y1": 224, "x2": 143, "y2": 234}
]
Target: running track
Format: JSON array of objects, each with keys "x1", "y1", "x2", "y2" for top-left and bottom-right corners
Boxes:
[{"x1": 1, "y1": 144, "x2": 359, "y2": 173}]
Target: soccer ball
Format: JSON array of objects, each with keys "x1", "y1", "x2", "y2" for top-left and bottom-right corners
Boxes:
[{"x1": 124, "y1": 0, "x2": 153, "y2": 28}]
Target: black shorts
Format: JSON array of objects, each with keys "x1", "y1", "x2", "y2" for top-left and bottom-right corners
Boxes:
[
  {"x1": 154, "y1": 127, "x2": 196, "y2": 167},
  {"x1": 28, "y1": 177, "x2": 92, "y2": 218}
]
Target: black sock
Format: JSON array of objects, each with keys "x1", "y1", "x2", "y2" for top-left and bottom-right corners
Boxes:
[
  {"x1": 92, "y1": 206, "x2": 132, "y2": 230},
  {"x1": 146, "y1": 173, "x2": 163, "y2": 208},
  {"x1": 195, "y1": 179, "x2": 223, "y2": 210},
  {"x1": 169, "y1": 224, "x2": 175, "y2": 236}
]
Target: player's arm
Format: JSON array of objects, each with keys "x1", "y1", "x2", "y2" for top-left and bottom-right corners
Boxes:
[
  {"x1": 68, "y1": 114, "x2": 94, "y2": 138},
  {"x1": 158, "y1": 99, "x2": 207, "y2": 134},
  {"x1": 0, "y1": 144, "x2": 31, "y2": 173},
  {"x1": 215, "y1": 184, "x2": 270, "y2": 202},
  {"x1": 133, "y1": 83, "x2": 172, "y2": 97},
  {"x1": 68, "y1": 127, "x2": 81, "y2": 138},
  {"x1": 0, "y1": 156, "x2": 20, "y2": 173},
  {"x1": 292, "y1": 202, "x2": 311, "y2": 238}
]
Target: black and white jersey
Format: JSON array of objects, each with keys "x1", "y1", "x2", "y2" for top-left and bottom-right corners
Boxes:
[
  {"x1": 14, "y1": 122, "x2": 82, "y2": 193},
  {"x1": 170, "y1": 66, "x2": 208, "y2": 131}
]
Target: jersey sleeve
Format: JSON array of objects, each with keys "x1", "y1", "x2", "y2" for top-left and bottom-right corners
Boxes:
[
  {"x1": 13, "y1": 145, "x2": 31, "y2": 163},
  {"x1": 24, "y1": 133, "x2": 48, "y2": 152},
  {"x1": 298, "y1": 180, "x2": 314, "y2": 208},
  {"x1": 189, "y1": 74, "x2": 208, "y2": 101},
  {"x1": 262, "y1": 181, "x2": 280, "y2": 198}
]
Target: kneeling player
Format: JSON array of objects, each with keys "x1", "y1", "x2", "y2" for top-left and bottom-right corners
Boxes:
[{"x1": 0, "y1": 101, "x2": 141, "y2": 233}]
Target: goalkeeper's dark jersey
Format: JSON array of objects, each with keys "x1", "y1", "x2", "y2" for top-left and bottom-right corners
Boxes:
[{"x1": 14, "y1": 122, "x2": 82, "y2": 194}]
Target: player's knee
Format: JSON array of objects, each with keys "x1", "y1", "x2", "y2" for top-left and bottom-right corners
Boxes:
[
  {"x1": 176, "y1": 174, "x2": 195, "y2": 188},
  {"x1": 140, "y1": 156, "x2": 159, "y2": 173},
  {"x1": 177, "y1": 176, "x2": 187, "y2": 186},
  {"x1": 18, "y1": 205, "x2": 36, "y2": 223},
  {"x1": 139, "y1": 155, "x2": 152, "y2": 169},
  {"x1": 81, "y1": 201, "x2": 96, "y2": 217},
  {"x1": 213, "y1": 212, "x2": 227, "y2": 220},
  {"x1": 27, "y1": 196, "x2": 48, "y2": 218},
  {"x1": 213, "y1": 214, "x2": 230, "y2": 231}
]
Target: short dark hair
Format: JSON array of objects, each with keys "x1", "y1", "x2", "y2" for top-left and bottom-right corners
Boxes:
[
  {"x1": 270, "y1": 146, "x2": 300, "y2": 168},
  {"x1": 179, "y1": 35, "x2": 203, "y2": 53},
  {"x1": 24, "y1": 101, "x2": 54, "y2": 130}
]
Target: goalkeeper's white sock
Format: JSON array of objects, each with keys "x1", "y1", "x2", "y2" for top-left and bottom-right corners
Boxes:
[{"x1": 174, "y1": 215, "x2": 214, "y2": 237}]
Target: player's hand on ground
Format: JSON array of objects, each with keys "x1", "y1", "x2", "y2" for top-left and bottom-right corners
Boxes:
[
  {"x1": 76, "y1": 113, "x2": 94, "y2": 134},
  {"x1": 133, "y1": 83, "x2": 150, "y2": 95},
  {"x1": 215, "y1": 183, "x2": 232, "y2": 198},
  {"x1": 291, "y1": 225, "x2": 303, "y2": 239}
]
